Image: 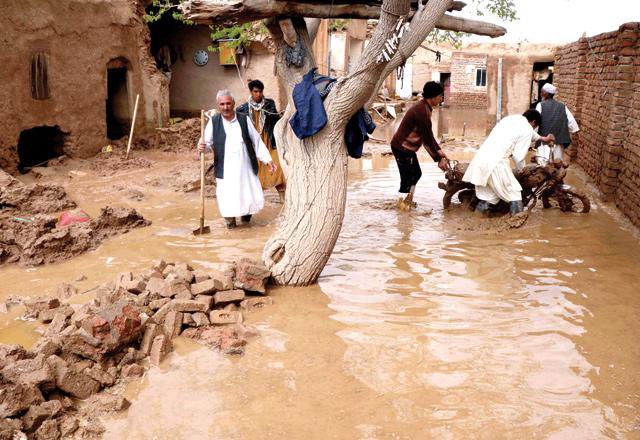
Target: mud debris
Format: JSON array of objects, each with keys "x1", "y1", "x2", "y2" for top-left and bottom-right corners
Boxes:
[
  {"x1": 113, "y1": 185, "x2": 145, "y2": 201},
  {"x1": 1, "y1": 259, "x2": 272, "y2": 439},
  {"x1": 144, "y1": 163, "x2": 216, "y2": 197},
  {"x1": 88, "y1": 151, "x2": 153, "y2": 177},
  {"x1": 152, "y1": 118, "x2": 201, "y2": 153},
  {"x1": 1, "y1": 171, "x2": 151, "y2": 267},
  {"x1": 0, "y1": 207, "x2": 150, "y2": 267},
  {"x1": 0, "y1": 170, "x2": 75, "y2": 215}
]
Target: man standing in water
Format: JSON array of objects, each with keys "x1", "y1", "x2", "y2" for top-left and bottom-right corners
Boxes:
[
  {"x1": 534, "y1": 83, "x2": 580, "y2": 165},
  {"x1": 462, "y1": 110, "x2": 555, "y2": 215},
  {"x1": 237, "y1": 79, "x2": 286, "y2": 203},
  {"x1": 390, "y1": 81, "x2": 449, "y2": 210},
  {"x1": 198, "y1": 90, "x2": 276, "y2": 229}
]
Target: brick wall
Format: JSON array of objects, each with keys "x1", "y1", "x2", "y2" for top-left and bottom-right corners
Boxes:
[
  {"x1": 448, "y1": 52, "x2": 488, "y2": 109},
  {"x1": 554, "y1": 22, "x2": 640, "y2": 227}
]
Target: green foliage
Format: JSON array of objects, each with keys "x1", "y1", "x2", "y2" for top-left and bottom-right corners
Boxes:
[
  {"x1": 473, "y1": 0, "x2": 518, "y2": 21},
  {"x1": 209, "y1": 22, "x2": 268, "y2": 52},
  {"x1": 329, "y1": 19, "x2": 352, "y2": 32},
  {"x1": 426, "y1": 0, "x2": 517, "y2": 47},
  {"x1": 426, "y1": 29, "x2": 467, "y2": 48},
  {"x1": 143, "y1": 0, "x2": 193, "y2": 25}
]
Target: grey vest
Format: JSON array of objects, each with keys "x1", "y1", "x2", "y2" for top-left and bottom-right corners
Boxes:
[
  {"x1": 540, "y1": 99, "x2": 571, "y2": 145},
  {"x1": 211, "y1": 113, "x2": 258, "y2": 179}
]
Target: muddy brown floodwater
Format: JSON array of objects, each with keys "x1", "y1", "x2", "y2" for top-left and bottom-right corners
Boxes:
[{"x1": 1, "y1": 144, "x2": 639, "y2": 439}]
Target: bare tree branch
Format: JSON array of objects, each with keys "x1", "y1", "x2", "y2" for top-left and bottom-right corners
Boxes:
[
  {"x1": 304, "y1": 18, "x2": 322, "y2": 42},
  {"x1": 181, "y1": 1, "x2": 504, "y2": 37},
  {"x1": 437, "y1": 14, "x2": 505, "y2": 37},
  {"x1": 362, "y1": 0, "x2": 505, "y2": 108},
  {"x1": 329, "y1": 0, "x2": 454, "y2": 121}
]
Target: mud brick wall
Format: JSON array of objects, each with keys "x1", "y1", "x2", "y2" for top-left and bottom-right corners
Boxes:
[
  {"x1": 449, "y1": 53, "x2": 488, "y2": 109},
  {"x1": 0, "y1": 0, "x2": 170, "y2": 172},
  {"x1": 554, "y1": 23, "x2": 640, "y2": 227}
]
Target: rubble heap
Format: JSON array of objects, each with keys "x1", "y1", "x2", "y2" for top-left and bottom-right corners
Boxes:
[
  {"x1": 0, "y1": 207, "x2": 150, "y2": 267},
  {"x1": 153, "y1": 118, "x2": 201, "y2": 153},
  {"x1": 88, "y1": 149, "x2": 153, "y2": 177},
  {"x1": 0, "y1": 258, "x2": 272, "y2": 439},
  {"x1": 145, "y1": 163, "x2": 216, "y2": 196},
  {"x1": 0, "y1": 170, "x2": 151, "y2": 267},
  {"x1": 0, "y1": 170, "x2": 75, "y2": 215}
]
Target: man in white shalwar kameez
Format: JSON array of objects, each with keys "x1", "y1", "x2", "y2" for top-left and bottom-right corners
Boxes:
[
  {"x1": 198, "y1": 90, "x2": 276, "y2": 228},
  {"x1": 462, "y1": 110, "x2": 555, "y2": 215}
]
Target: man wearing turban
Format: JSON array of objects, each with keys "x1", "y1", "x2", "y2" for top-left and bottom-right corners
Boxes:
[{"x1": 534, "y1": 83, "x2": 580, "y2": 165}]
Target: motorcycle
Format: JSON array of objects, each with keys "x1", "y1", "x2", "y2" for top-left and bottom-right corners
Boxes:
[{"x1": 438, "y1": 160, "x2": 590, "y2": 214}]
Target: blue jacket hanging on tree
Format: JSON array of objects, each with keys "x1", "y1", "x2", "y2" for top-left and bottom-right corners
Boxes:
[
  {"x1": 290, "y1": 68, "x2": 329, "y2": 139},
  {"x1": 345, "y1": 108, "x2": 376, "y2": 159},
  {"x1": 290, "y1": 68, "x2": 376, "y2": 158}
]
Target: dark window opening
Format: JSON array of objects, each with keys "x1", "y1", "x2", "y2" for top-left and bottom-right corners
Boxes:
[
  {"x1": 31, "y1": 52, "x2": 50, "y2": 100},
  {"x1": 475, "y1": 68, "x2": 487, "y2": 87},
  {"x1": 106, "y1": 65, "x2": 130, "y2": 140},
  {"x1": 17, "y1": 126, "x2": 66, "y2": 173}
]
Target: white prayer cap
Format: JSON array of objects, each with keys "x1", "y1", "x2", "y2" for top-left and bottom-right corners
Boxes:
[{"x1": 542, "y1": 83, "x2": 557, "y2": 95}]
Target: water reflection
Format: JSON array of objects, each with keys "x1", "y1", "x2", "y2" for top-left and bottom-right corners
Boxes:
[{"x1": 322, "y1": 157, "x2": 640, "y2": 438}]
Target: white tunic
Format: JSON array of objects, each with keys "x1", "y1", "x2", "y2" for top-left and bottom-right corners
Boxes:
[
  {"x1": 463, "y1": 115, "x2": 540, "y2": 204},
  {"x1": 204, "y1": 114, "x2": 272, "y2": 217}
]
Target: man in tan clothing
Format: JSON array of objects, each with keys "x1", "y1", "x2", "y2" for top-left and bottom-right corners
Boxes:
[{"x1": 237, "y1": 80, "x2": 286, "y2": 203}]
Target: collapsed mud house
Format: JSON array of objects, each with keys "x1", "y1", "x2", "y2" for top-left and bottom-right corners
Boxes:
[
  {"x1": 0, "y1": 0, "x2": 285, "y2": 175},
  {"x1": 0, "y1": 0, "x2": 170, "y2": 173}
]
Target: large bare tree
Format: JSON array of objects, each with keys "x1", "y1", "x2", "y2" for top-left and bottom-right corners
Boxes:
[{"x1": 180, "y1": 0, "x2": 507, "y2": 285}]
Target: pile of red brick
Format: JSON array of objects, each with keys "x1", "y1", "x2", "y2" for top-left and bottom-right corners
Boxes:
[{"x1": 0, "y1": 258, "x2": 272, "y2": 439}]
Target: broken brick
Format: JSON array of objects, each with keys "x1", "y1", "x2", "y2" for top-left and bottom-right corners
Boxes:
[
  {"x1": 209, "y1": 310, "x2": 243, "y2": 325},
  {"x1": 149, "y1": 335, "x2": 172, "y2": 366},
  {"x1": 163, "y1": 310, "x2": 183, "y2": 339},
  {"x1": 214, "y1": 289, "x2": 245, "y2": 305}
]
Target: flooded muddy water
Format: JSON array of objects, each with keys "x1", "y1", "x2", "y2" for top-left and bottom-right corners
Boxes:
[{"x1": 1, "y1": 148, "x2": 639, "y2": 439}]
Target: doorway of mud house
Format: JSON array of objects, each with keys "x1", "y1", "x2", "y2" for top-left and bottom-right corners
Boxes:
[
  {"x1": 106, "y1": 58, "x2": 131, "y2": 140},
  {"x1": 439, "y1": 72, "x2": 451, "y2": 106},
  {"x1": 531, "y1": 61, "x2": 554, "y2": 107},
  {"x1": 17, "y1": 126, "x2": 66, "y2": 173}
]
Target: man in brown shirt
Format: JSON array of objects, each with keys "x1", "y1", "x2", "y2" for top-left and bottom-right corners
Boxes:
[{"x1": 390, "y1": 81, "x2": 448, "y2": 209}]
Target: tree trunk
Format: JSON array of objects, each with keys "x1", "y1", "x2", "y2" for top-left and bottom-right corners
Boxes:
[
  {"x1": 261, "y1": 19, "x2": 350, "y2": 285},
  {"x1": 262, "y1": 1, "x2": 420, "y2": 285},
  {"x1": 263, "y1": 119, "x2": 349, "y2": 285},
  {"x1": 181, "y1": 0, "x2": 502, "y2": 286}
]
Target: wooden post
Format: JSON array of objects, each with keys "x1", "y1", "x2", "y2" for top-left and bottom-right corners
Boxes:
[{"x1": 125, "y1": 94, "x2": 140, "y2": 160}]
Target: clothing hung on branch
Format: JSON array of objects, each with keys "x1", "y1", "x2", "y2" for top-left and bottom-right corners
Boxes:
[{"x1": 290, "y1": 68, "x2": 375, "y2": 158}]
